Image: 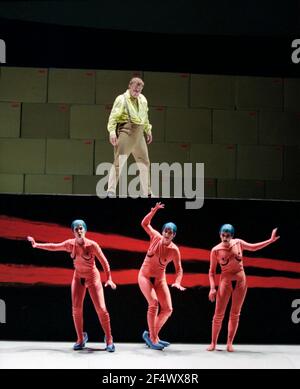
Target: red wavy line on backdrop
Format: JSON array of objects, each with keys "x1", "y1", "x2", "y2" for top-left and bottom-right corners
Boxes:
[
  {"x1": 0, "y1": 264, "x2": 300, "y2": 289},
  {"x1": 0, "y1": 215, "x2": 300, "y2": 274}
]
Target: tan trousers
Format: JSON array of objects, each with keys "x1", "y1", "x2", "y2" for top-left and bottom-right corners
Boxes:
[{"x1": 107, "y1": 123, "x2": 151, "y2": 196}]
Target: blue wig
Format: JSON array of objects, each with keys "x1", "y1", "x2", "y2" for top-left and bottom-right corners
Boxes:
[
  {"x1": 219, "y1": 224, "x2": 235, "y2": 236},
  {"x1": 162, "y1": 222, "x2": 177, "y2": 234},
  {"x1": 71, "y1": 219, "x2": 87, "y2": 232}
]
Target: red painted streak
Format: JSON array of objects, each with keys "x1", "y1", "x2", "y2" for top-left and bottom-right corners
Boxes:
[
  {"x1": 243, "y1": 257, "x2": 300, "y2": 273},
  {"x1": 0, "y1": 216, "x2": 299, "y2": 274},
  {"x1": 0, "y1": 265, "x2": 300, "y2": 289},
  {"x1": 0, "y1": 215, "x2": 209, "y2": 256}
]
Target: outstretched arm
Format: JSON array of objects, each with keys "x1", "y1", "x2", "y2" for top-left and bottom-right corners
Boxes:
[
  {"x1": 171, "y1": 249, "x2": 186, "y2": 291},
  {"x1": 208, "y1": 250, "x2": 217, "y2": 302},
  {"x1": 240, "y1": 228, "x2": 280, "y2": 252},
  {"x1": 93, "y1": 243, "x2": 116, "y2": 290},
  {"x1": 27, "y1": 236, "x2": 70, "y2": 252},
  {"x1": 141, "y1": 202, "x2": 164, "y2": 237}
]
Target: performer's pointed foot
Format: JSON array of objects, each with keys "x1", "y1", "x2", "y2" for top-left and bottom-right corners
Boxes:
[
  {"x1": 226, "y1": 343, "x2": 234, "y2": 352},
  {"x1": 206, "y1": 343, "x2": 216, "y2": 351}
]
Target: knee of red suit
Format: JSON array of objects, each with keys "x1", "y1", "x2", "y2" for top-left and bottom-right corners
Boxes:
[
  {"x1": 163, "y1": 307, "x2": 173, "y2": 316},
  {"x1": 71, "y1": 219, "x2": 87, "y2": 231},
  {"x1": 149, "y1": 300, "x2": 159, "y2": 309}
]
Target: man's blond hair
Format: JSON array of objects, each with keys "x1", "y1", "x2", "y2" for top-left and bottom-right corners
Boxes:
[{"x1": 129, "y1": 77, "x2": 144, "y2": 87}]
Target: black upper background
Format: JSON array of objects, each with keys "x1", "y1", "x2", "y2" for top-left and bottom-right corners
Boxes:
[{"x1": 0, "y1": 0, "x2": 300, "y2": 76}]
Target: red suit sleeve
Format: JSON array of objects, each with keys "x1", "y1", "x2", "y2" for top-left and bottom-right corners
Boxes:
[
  {"x1": 35, "y1": 240, "x2": 72, "y2": 252},
  {"x1": 239, "y1": 238, "x2": 274, "y2": 252},
  {"x1": 208, "y1": 249, "x2": 218, "y2": 289},
  {"x1": 173, "y1": 247, "x2": 183, "y2": 285},
  {"x1": 141, "y1": 209, "x2": 160, "y2": 238},
  {"x1": 92, "y1": 242, "x2": 111, "y2": 280}
]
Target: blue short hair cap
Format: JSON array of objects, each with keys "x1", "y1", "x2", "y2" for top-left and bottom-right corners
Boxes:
[
  {"x1": 162, "y1": 222, "x2": 177, "y2": 234},
  {"x1": 219, "y1": 224, "x2": 234, "y2": 236},
  {"x1": 71, "y1": 219, "x2": 87, "y2": 231}
]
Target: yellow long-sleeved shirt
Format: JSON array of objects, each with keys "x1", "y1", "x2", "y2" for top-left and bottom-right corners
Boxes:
[{"x1": 107, "y1": 90, "x2": 152, "y2": 134}]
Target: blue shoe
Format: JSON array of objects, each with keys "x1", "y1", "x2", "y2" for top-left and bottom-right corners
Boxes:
[
  {"x1": 158, "y1": 339, "x2": 171, "y2": 347},
  {"x1": 142, "y1": 330, "x2": 164, "y2": 350},
  {"x1": 144, "y1": 331, "x2": 170, "y2": 347},
  {"x1": 106, "y1": 343, "x2": 115, "y2": 352},
  {"x1": 104, "y1": 336, "x2": 115, "y2": 352},
  {"x1": 73, "y1": 332, "x2": 88, "y2": 350}
]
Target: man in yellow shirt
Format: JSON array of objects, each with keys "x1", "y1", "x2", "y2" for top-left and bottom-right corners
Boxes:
[{"x1": 107, "y1": 77, "x2": 152, "y2": 197}]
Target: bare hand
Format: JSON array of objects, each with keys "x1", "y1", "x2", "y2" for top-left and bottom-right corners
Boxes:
[
  {"x1": 151, "y1": 202, "x2": 165, "y2": 213},
  {"x1": 105, "y1": 279, "x2": 117, "y2": 290},
  {"x1": 271, "y1": 228, "x2": 280, "y2": 242},
  {"x1": 171, "y1": 282, "x2": 186, "y2": 291},
  {"x1": 27, "y1": 236, "x2": 37, "y2": 248},
  {"x1": 109, "y1": 133, "x2": 117, "y2": 146},
  {"x1": 208, "y1": 288, "x2": 217, "y2": 302},
  {"x1": 146, "y1": 133, "x2": 153, "y2": 145}
]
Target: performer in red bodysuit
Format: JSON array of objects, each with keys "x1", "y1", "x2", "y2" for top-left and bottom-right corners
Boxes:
[
  {"x1": 139, "y1": 203, "x2": 186, "y2": 350},
  {"x1": 27, "y1": 219, "x2": 116, "y2": 352},
  {"x1": 207, "y1": 224, "x2": 280, "y2": 352}
]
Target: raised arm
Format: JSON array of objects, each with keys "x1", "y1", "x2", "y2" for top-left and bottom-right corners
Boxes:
[
  {"x1": 239, "y1": 228, "x2": 280, "y2": 252},
  {"x1": 171, "y1": 248, "x2": 186, "y2": 291},
  {"x1": 27, "y1": 236, "x2": 70, "y2": 252},
  {"x1": 208, "y1": 249, "x2": 218, "y2": 302},
  {"x1": 141, "y1": 202, "x2": 164, "y2": 237},
  {"x1": 93, "y1": 243, "x2": 116, "y2": 290}
]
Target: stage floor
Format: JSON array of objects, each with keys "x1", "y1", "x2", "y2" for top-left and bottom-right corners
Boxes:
[{"x1": 0, "y1": 341, "x2": 299, "y2": 369}]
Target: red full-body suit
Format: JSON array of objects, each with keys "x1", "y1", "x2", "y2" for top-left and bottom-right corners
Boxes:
[
  {"x1": 208, "y1": 232, "x2": 279, "y2": 351},
  {"x1": 32, "y1": 237, "x2": 113, "y2": 345},
  {"x1": 139, "y1": 207, "x2": 183, "y2": 344}
]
